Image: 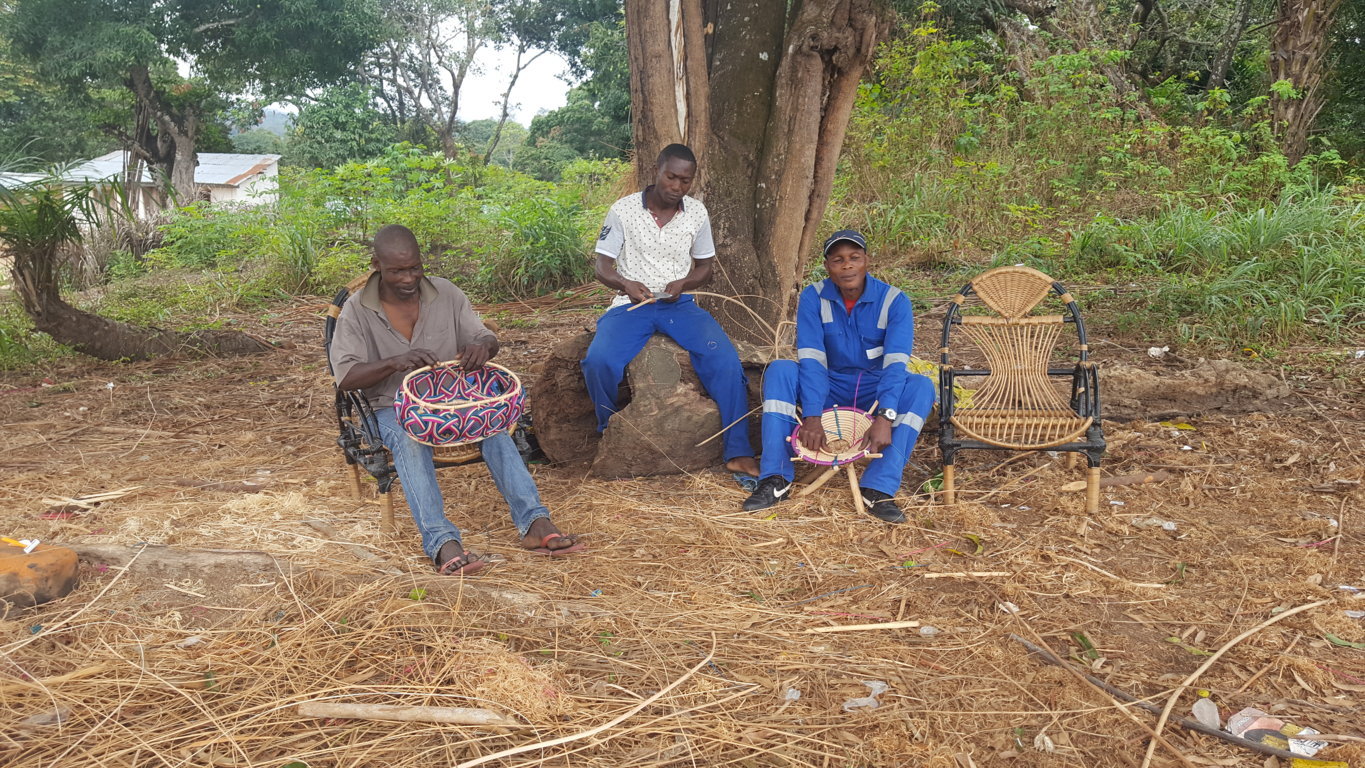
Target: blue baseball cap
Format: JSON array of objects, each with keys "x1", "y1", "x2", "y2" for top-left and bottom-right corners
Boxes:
[{"x1": 822, "y1": 229, "x2": 867, "y2": 256}]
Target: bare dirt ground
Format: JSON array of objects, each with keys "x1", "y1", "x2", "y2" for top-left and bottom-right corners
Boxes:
[{"x1": 1, "y1": 295, "x2": 1362, "y2": 768}]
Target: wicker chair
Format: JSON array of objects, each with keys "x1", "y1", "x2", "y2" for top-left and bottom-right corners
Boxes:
[
  {"x1": 323, "y1": 273, "x2": 493, "y2": 532},
  {"x1": 938, "y1": 266, "x2": 1105, "y2": 512}
]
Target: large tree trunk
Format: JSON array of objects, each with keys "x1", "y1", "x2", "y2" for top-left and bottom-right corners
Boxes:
[
  {"x1": 9, "y1": 247, "x2": 271, "y2": 361},
  {"x1": 126, "y1": 66, "x2": 200, "y2": 209},
  {"x1": 1270, "y1": 0, "x2": 1343, "y2": 164},
  {"x1": 625, "y1": 0, "x2": 889, "y2": 342},
  {"x1": 1208, "y1": 0, "x2": 1253, "y2": 90}
]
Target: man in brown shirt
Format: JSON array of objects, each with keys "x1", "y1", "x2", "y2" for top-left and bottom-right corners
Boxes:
[{"x1": 330, "y1": 225, "x2": 583, "y2": 575}]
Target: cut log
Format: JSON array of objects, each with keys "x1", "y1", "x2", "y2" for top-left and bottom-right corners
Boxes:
[
  {"x1": 71, "y1": 544, "x2": 282, "y2": 581},
  {"x1": 533, "y1": 331, "x2": 763, "y2": 478}
]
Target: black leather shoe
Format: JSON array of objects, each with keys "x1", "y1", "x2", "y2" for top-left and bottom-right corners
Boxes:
[
  {"x1": 860, "y1": 488, "x2": 906, "y2": 524},
  {"x1": 743, "y1": 475, "x2": 793, "y2": 512}
]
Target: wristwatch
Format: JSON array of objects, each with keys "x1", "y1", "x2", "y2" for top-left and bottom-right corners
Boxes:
[{"x1": 877, "y1": 408, "x2": 897, "y2": 422}]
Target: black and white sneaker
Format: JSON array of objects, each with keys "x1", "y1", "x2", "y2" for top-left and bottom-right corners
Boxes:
[
  {"x1": 860, "y1": 488, "x2": 906, "y2": 524},
  {"x1": 743, "y1": 475, "x2": 792, "y2": 512}
]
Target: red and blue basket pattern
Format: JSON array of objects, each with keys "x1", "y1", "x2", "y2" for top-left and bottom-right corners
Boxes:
[{"x1": 395, "y1": 364, "x2": 524, "y2": 447}]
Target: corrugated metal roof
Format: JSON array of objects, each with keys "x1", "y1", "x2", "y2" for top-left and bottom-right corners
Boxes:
[
  {"x1": 0, "y1": 172, "x2": 46, "y2": 189},
  {"x1": 62, "y1": 151, "x2": 282, "y2": 188}
]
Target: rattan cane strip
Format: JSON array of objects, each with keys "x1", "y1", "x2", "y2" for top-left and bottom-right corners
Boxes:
[
  {"x1": 958, "y1": 315, "x2": 1066, "y2": 326},
  {"x1": 951, "y1": 412, "x2": 1093, "y2": 450},
  {"x1": 956, "y1": 321, "x2": 1083, "y2": 447},
  {"x1": 970, "y1": 266, "x2": 1054, "y2": 319}
]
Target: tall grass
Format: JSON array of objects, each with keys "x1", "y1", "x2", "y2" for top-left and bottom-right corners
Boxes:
[{"x1": 1068, "y1": 190, "x2": 1364, "y2": 346}]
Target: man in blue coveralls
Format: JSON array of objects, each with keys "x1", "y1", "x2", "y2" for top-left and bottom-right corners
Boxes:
[
  {"x1": 741, "y1": 229, "x2": 936, "y2": 523},
  {"x1": 581, "y1": 144, "x2": 759, "y2": 477}
]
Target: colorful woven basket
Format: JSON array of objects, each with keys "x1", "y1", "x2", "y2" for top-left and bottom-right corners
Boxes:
[
  {"x1": 789, "y1": 406, "x2": 876, "y2": 466},
  {"x1": 395, "y1": 362, "x2": 525, "y2": 447}
]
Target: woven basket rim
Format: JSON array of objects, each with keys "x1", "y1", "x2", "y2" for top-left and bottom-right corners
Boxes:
[
  {"x1": 790, "y1": 406, "x2": 875, "y2": 466},
  {"x1": 398, "y1": 362, "x2": 523, "y2": 412}
]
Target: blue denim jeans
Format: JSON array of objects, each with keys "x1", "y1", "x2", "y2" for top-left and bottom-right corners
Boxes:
[{"x1": 375, "y1": 407, "x2": 550, "y2": 564}]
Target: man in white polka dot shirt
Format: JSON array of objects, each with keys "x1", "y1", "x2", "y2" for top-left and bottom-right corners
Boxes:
[{"x1": 581, "y1": 144, "x2": 759, "y2": 476}]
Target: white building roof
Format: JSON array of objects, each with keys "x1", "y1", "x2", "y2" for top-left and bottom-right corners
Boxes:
[
  {"x1": 63, "y1": 151, "x2": 281, "y2": 188},
  {"x1": 0, "y1": 172, "x2": 46, "y2": 189}
]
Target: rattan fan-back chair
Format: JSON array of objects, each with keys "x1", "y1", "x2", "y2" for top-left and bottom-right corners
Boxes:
[
  {"x1": 938, "y1": 266, "x2": 1105, "y2": 512},
  {"x1": 324, "y1": 272, "x2": 491, "y2": 532}
]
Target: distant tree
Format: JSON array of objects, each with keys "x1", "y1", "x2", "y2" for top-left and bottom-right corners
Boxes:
[
  {"x1": 456, "y1": 118, "x2": 527, "y2": 166},
  {"x1": 524, "y1": 18, "x2": 630, "y2": 161},
  {"x1": 10, "y1": 0, "x2": 381, "y2": 207},
  {"x1": 287, "y1": 83, "x2": 397, "y2": 168},
  {"x1": 511, "y1": 138, "x2": 580, "y2": 181},
  {"x1": 231, "y1": 128, "x2": 286, "y2": 156},
  {"x1": 481, "y1": 0, "x2": 621, "y2": 165},
  {"x1": 361, "y1": 0, "x2": 497, "y2": 156}
]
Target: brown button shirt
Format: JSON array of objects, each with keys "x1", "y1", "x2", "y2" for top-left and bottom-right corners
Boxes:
[{"x1": 329, "y1": 273, "x2": 496, "y2": 408}]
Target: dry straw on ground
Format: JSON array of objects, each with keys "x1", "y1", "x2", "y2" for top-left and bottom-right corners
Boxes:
[{"x1": 2, "y1": 303, "x2": 1363, "y2": 767}]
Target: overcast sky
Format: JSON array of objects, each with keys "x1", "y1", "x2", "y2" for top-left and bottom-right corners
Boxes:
[{"x1": 458, "y1": 45, "x2": 574, "y2": 124}]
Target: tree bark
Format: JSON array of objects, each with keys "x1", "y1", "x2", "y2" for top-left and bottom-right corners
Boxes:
[
  {"x1": 1269, "y1": 0, "x2": 1343, "y2": 164},
  {"x1": 1208, "y1": 0, "x2": 1252, "y2": 90},
  {"x1": 126, "y1": 66, "x2": 200, "y2": 208},
  {"x1": 624, "y1": 0, "x2": 889, "y2": 342}
]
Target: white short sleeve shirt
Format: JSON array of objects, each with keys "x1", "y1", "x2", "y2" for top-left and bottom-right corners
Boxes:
[{"x1": 595, "y1": 189, "x2": 715, "y2": 306}]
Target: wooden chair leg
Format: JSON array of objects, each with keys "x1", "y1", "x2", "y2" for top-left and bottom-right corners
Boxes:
[
  {"x1": 847, "y1": 464, "x2": 865, "y2": 516},
  {"x1": 1064, "y1": 452, "x2": 1079, "y2": 470},
  {"x1": 346, "y1": 461, "x2": 363, "y2": 500},
  {"x1": 379, "y1": 492, "x2": 396, "y2": 533},
  {"x1": 1085, "y1": 466, "x2": 1100, "y2": 515},
  {"x1": 797, "y1": 467, "x2": 839, "y2": 497},
  {"x1": 942, "y1": 464, "x2": 955, "y2": 505}
]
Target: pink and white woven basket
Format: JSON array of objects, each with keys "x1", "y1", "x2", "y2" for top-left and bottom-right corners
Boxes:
[{"x1": 395, "y1": 362, "x2": 524, "y2": 447}]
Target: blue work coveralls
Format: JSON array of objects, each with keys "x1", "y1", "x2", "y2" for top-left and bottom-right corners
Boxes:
[{"x1": 758, "y1": 275, "x2": 935, "y2": 496}]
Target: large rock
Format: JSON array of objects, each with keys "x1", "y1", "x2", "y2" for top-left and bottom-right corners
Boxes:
[
  {"x1": 531, "y1": 332, "x2": 763, "y2": 478},
  {"x1": 1102, "y1": 359, "x2": 1293, "y2": 421}
]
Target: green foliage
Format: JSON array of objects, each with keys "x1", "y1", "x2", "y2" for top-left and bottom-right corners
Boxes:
[
  {"x1": 833, "y1": 7, "x2": 1362, "y2": 353},
  {"x1": 837, "y1": 18, "x2": 1317, "y2": 261},
  {"x1": 119, "y1": 146, "x2": 625, "y2": 312},
  {"x1": 476, "y1": 193, "x2": 592, "y2": 299},
  {"x1": 0, "y1": 302, "x2": 69, "y2": 369},
  {"x1": 0, "y1": 30, "x2": 119, "y2": 161},
  {"x1": 11, "y1": 0, "x2": 382, "y2": 98},
  {"x1": 232, "y1": 129, "x2": 286, "y2": 156},
  {"x1": 286, "y1": 83, "x2": 398, "y2": 169},
  {"x1": 522, "y1": 17, "x2": 631, "y2": 174}
]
